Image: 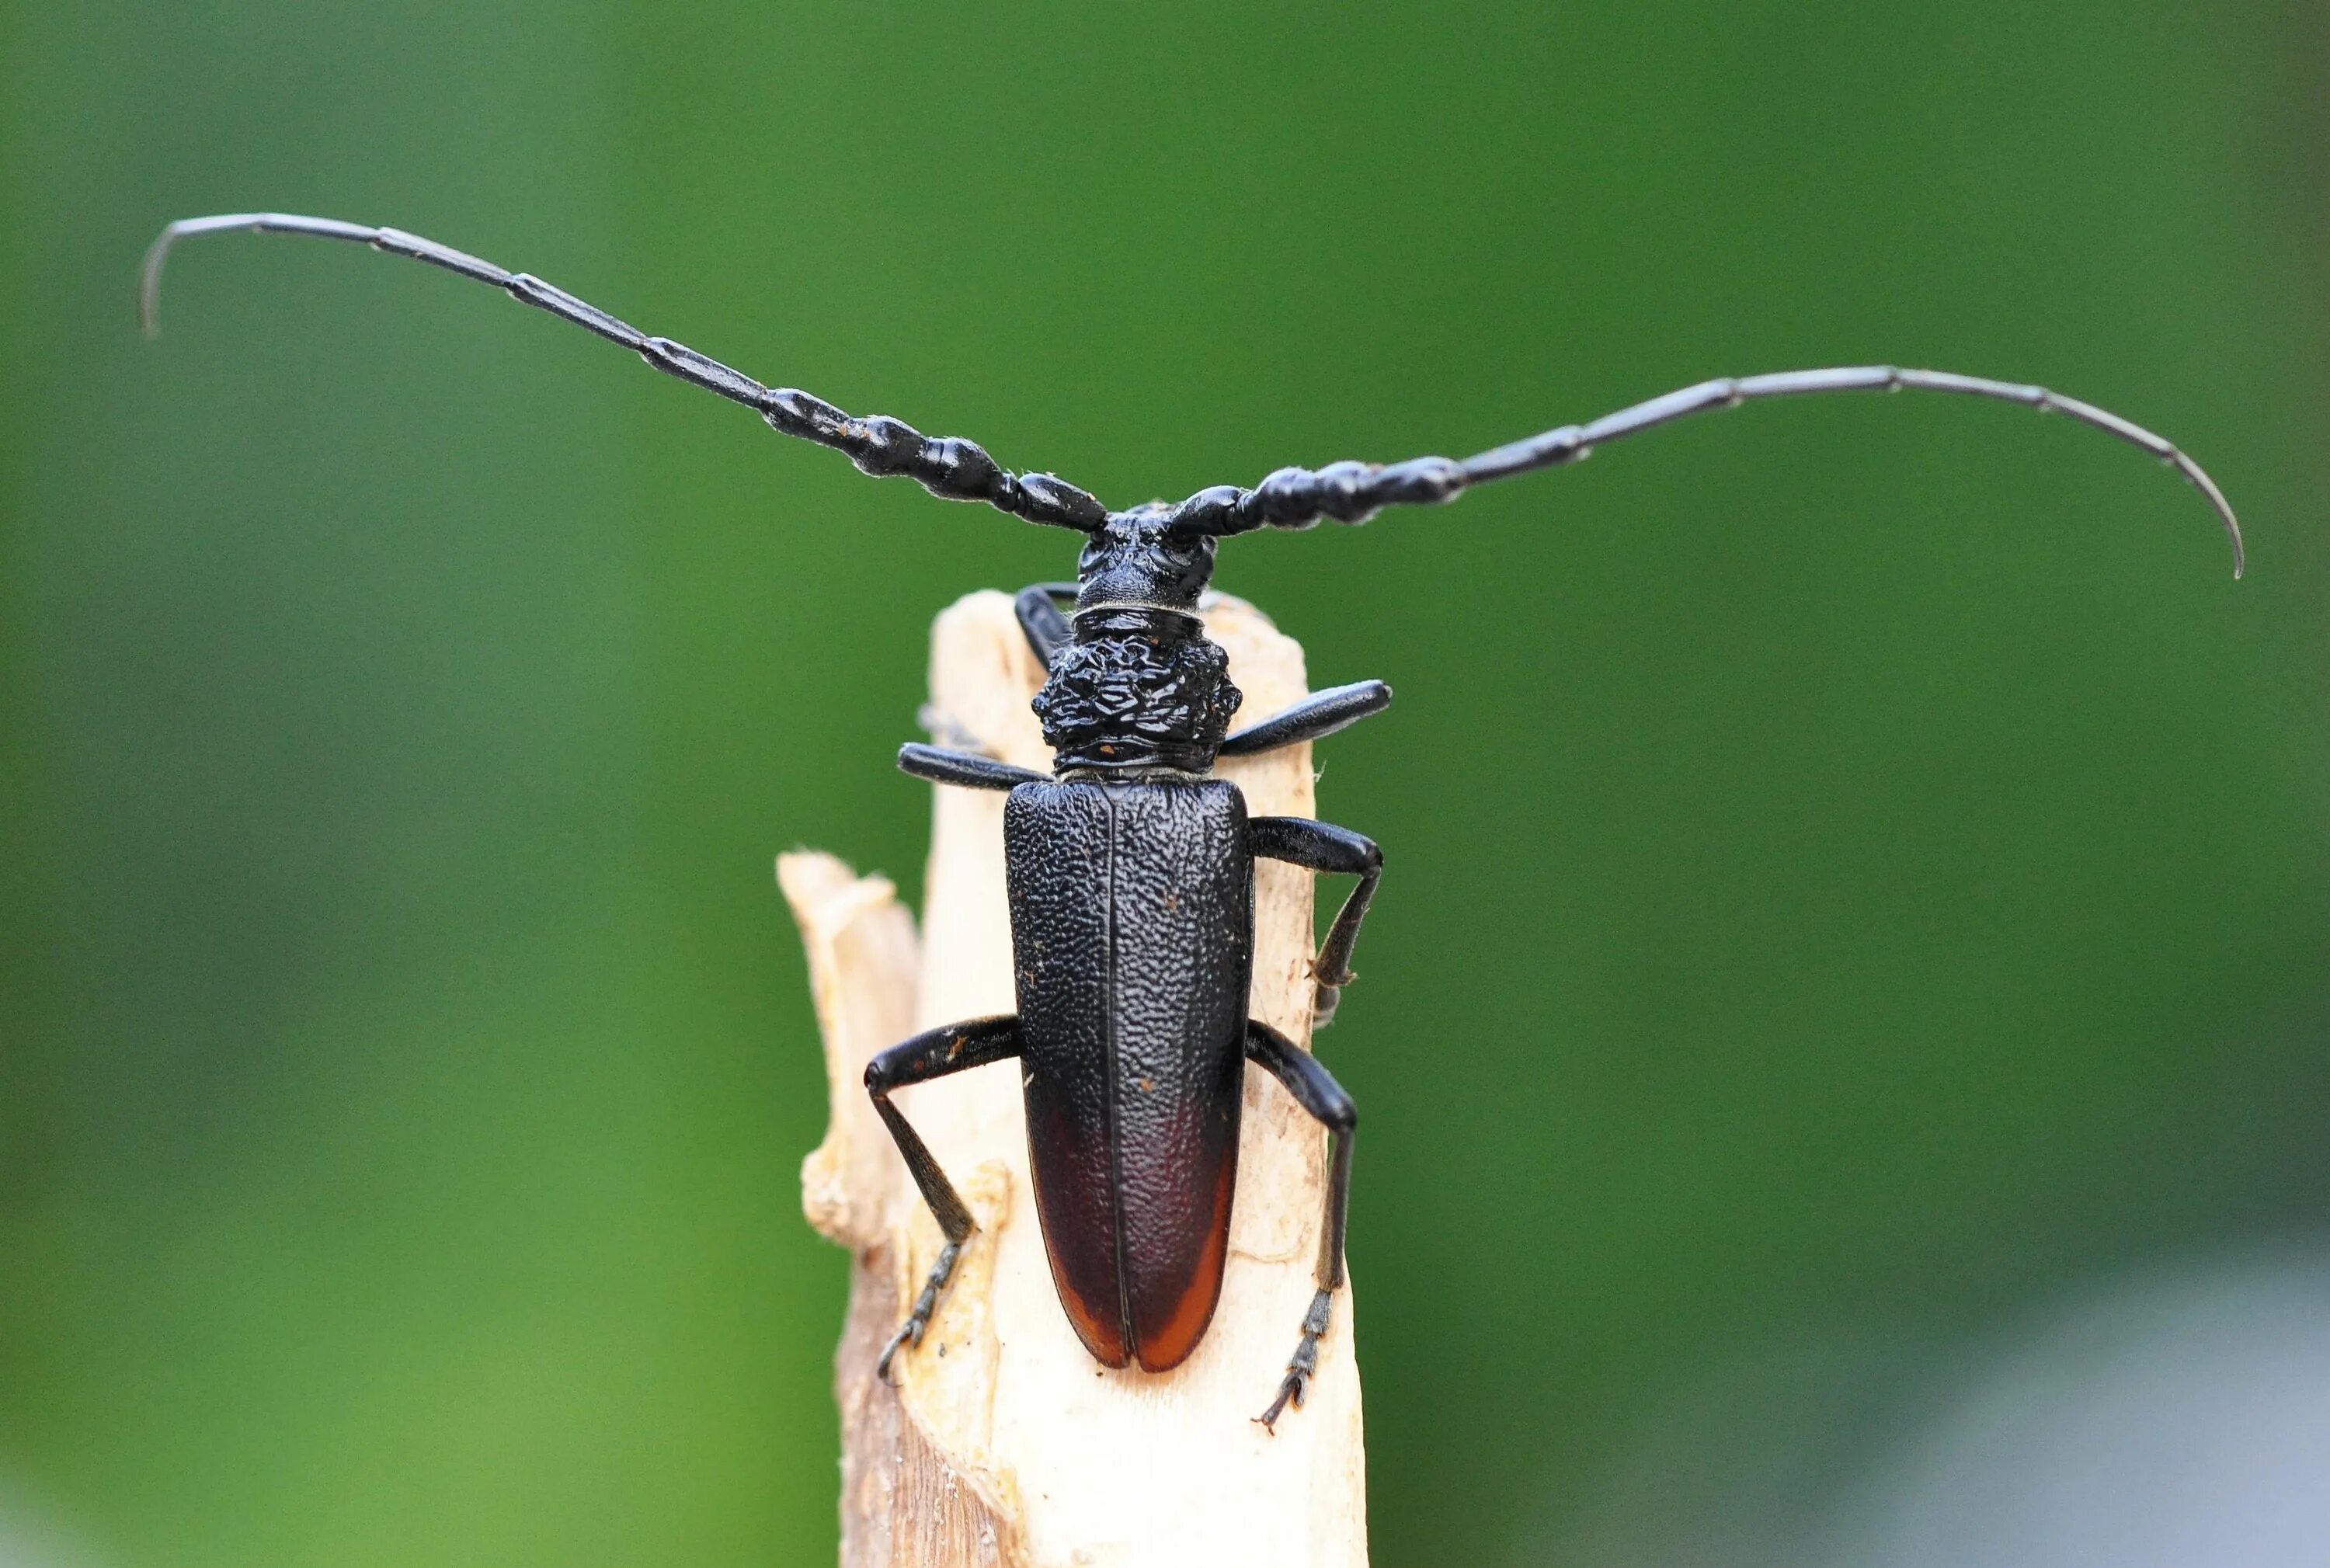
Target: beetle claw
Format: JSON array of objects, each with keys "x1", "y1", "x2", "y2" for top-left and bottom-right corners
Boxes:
[{"x1": 1255, "y1": 1369, "x2": 1307, "y2": 1433}]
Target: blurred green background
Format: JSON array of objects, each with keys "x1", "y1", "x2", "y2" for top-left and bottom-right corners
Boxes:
[{"x1": 2, "y1": 1, "x2": 2324, "y2": 1563}]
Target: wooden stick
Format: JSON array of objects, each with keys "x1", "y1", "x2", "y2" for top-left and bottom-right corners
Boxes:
[{"x1": 782, "y1": 589, "x2": 1369, "y2": 1568}]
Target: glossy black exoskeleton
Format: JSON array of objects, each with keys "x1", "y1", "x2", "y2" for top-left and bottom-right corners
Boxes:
[
  {"x1": 138, "y1": 212, "x2": 2245, "y2": 1428},
  {"x1": 885, "y1": 530, "x2": 1391, "y2": 1426}
]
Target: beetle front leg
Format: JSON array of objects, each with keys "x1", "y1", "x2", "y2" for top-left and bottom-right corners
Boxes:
[
  {"x1": 1250, "y1": 815, "x2": 1382, "y2": 1027},
  {"x1": 1244, "y1": 1020, "x2": 1358, "y2": 1431},
  {"x1": 909, "y1": 582, "x2": 1073, "y2": 761},
  {"x1": 863, "y1": 1014, "x2": 1025, "y2": 1379},
  {"x1": 1013, "y1": 581, "x2": 1076, "y2": 667}
]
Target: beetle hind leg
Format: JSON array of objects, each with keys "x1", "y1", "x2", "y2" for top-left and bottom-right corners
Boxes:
[
  {"x1": 863, "y1": 1014, "x2": 1025, "y2": 1380},
  {"x1": 1244, "y1": 1020, "x2": 1358, "y2": 1431}
]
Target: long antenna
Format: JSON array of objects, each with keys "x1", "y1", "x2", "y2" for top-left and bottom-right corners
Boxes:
[
  {"x1": 1170, "y1": 367, "x2": 2243, "y2": 578},
  {"x1": 144, "y1": 214, "x2": 2244, "y2": 577},
  {"x1": 139, "y1": 212, "x2": 1110, "y2": 533}
]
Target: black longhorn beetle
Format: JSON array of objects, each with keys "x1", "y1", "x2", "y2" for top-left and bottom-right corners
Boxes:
[{"x1": 141, "y1": 212, "x2": 2245, "y2": 1430}]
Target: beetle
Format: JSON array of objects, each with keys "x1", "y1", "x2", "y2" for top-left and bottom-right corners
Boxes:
[{"x1": 141, "y1": 211, "x2": 2244, "y2": 1427}]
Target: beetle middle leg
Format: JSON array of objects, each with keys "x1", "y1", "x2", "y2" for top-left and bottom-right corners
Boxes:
[
  {"x1": 1244, "y1": 1020, "x2": 1358, "y2": 1431},
  {"x1": 863, "y1": 1013, "x2": 1024, "y2": 1379},
  {"x1": 1250, "y1": 815, "x2": 1383, "y2": 1027}
]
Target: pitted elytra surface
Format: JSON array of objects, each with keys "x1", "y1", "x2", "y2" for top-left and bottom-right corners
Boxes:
[{"x1": 1005, "y1": 779, "x2": 1253, "y2": 1372}]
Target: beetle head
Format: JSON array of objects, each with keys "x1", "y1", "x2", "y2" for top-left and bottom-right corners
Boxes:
[{"x1": 1075, "y1": 506, "x2": 1219, "y2": 613}]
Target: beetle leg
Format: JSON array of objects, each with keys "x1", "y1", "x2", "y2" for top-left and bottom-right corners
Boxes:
[
  {"x1": 1250, "y1": 816, "x2": 1383, "y2": 1027},
  {"x1": 1219, "y1": 680, "x2": 1392, "y2": 757},
  {"x1": 1244, "y1": 1020, "x2": 1358, "y2": 1431},
  {"x1": 863, "y1": 1015, "x2": 1025, "y2": 1379},
  {"x1": 898, "y1": 743, "x2": 1048, "y2": 791},
  {"x1": 1014, "y1": 582, "x2": 1078, "y2": 668}
]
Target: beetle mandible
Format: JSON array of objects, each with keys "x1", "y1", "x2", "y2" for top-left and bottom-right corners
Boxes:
[{"x1": 140, "y1": 212, "x2": 2245, "y2": 1428}]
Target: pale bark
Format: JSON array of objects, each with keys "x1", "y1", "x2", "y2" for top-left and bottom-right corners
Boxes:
[{"x1": 782, "y1": 588, "x2": 1368, "y2": 1568}]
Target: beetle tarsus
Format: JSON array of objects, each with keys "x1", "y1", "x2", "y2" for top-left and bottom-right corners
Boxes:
[
  {"x1": 876, "y1": 1239, "x2": 965, "y2": 1382},
  {"x1": 1256, "y1": 1287, "x2": 1336, "y2": 1431},
  {"x1": 1244, "y1": 1024, "x2": 1357, "y2": 1429},
  {"x1": 1310, "y1": 952, "x2": 1361, "y2": 1028}
]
